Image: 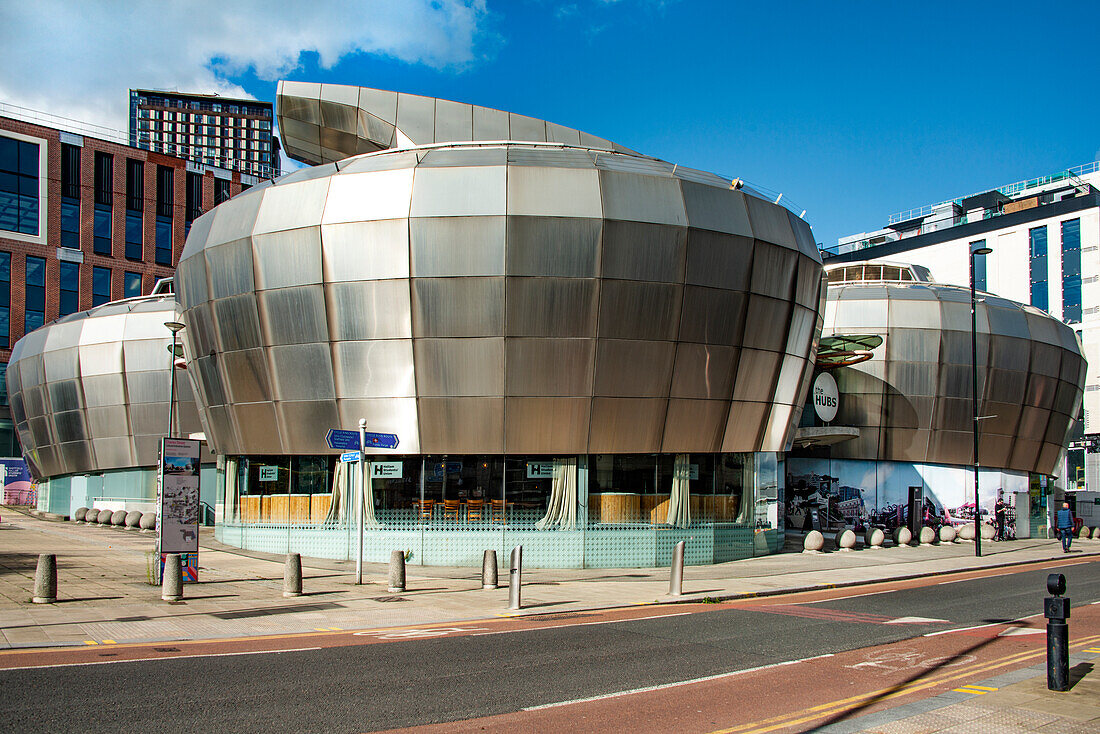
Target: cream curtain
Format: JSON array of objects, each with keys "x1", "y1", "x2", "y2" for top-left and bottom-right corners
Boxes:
[
  {"x1": 362, "y1": 462, "x2": 379, "y2": 528},
  {"x1": 535, "y1": 458, "x2": 578, "y2": 531},
  {"x1": 324, "y1": 460, "x2": 347, "y2": 525},
  {"x1": 666, "y1": 454, "x2": 691, "y2": 528},
  {"x1": 224, "y1": 457, "x2": 239, "y2": 523}
]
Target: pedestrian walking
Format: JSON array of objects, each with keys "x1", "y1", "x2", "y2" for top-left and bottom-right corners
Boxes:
[
  {"x1": 1056, "y1": 502, "x2": 1074, "y2": 553},
  {"x1": 994, "y1": 491, "x2": 1006, "y2": 541}
]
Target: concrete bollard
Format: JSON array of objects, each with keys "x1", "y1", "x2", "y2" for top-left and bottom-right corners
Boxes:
[
  {"x1": 283, "y1": 553, "x2": 303, "y2": 597},
  {"x1": 508, "y1": 545, "x2": 522, "y2": 610},
  {"x1": 482, "y1": 549, "x2": 498, "y2": 589},
  {"x1": 864, "y1": 528, "x2": 885, "y2": 548},
  {"x1": 669, "y1": 540, "x2": 685, "y2": 596},
  {"x1": 124, "y1": 511, "x2": 142, "y2": 529},
  {"x1": 892, "y1": 527, "x2": 913, "y2": 547},
  {"x1": 110, "y1": 509, "x2": 127, "y2": 526},
  {"x1": 939, "y1": 525, "x2": 957, "y2": 543},
  {"x1": 162, "y1": 554, "x2": 183, "y2": 601},
  {"x1": 139, "y1": 513, "x2": 156, "y2": 531},
  {"x1": 96, "y1": 508, "x2": 113, "y2": 524},
  {"x1": 980, "y1": 523, "x2": 995, "y2": 541},
  {"x1": 919, "y1": 526, "x2": 936, "y2": 546},
  {"x1": 32, "y1": 554, "x2": 57, "y2": 604},
  {"x1": 1077, "y1": 525, "x2": 1091, "y2": 539},
  {"x1": 802, "y1": 530, "x2": 825, "y2": 553},
  {"x1": 1092, "y1": 527, "x2": 1100, "y2": 540},
  {"x1": 835, "y1": 529, "x2": 856, "y2": 551},
  {"x1": 958, "y1": 523, "x2": 976, "y2": 541},
  {"x1": 388, "y1": 550, "x2": 406, "y2": 593},
  {"x1": 72, "y1": 507, "x2": 88, "y2": 523}
]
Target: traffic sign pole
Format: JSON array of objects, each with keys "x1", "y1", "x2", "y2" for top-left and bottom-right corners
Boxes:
[{"x1": 357, "y1": 418, "x2": 366, "y2": 585}]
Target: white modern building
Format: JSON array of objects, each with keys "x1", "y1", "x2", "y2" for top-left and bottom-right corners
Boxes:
[{"x1": 827, "y1": 161, "x2": 1100, "y2": 493}]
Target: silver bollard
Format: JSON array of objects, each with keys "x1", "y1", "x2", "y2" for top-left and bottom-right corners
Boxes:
[
  {"x1": 162, "y1": 553, "x2": 183, "y2": 602},
  {"x1": 508, "y1": 545, "x2": 522, "y2": 610},
  {"x1": 388, "y1": 550, "x2": 406, "y2": 593},
  {"x1": 482, "y1": 549, "x2": 498, "y2": 589},
  {"x1": 669, "y1": 540, "x2": 685, "y2": 597},
  {"x1": 33, "y1": 554, "x2": 57, "y2": 604},
  {"x1": 283, "y1": 553, "x2": 303, "y2": 597}
]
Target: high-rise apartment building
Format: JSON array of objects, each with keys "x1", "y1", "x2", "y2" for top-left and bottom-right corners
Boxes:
[
  {"x1": 0, "y1": 105, "x2": 249, "y2": 456},
  {"x1": 129, "y1": 89, "x2": 280, "y2": 180},
  {"x1": 827, "y1": 162, "x2": 1100, "y2": 493}
]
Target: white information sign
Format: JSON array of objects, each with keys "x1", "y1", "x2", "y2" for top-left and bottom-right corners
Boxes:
[
  {"x1": 812, "y1": 371, "x2": 839, "y2": 422},
  {"x1": 157, "y1": 438, "x2": 201, "y2": 554},
  {"x1": 370, "y1": 461, "x2": 403, "y2": 479},
  {"x1": 259, "y1": 465, "x2": 279, "y2": 482},
  {"x1": 527, "y1": 461, "x2": 556, "y2": 479}
]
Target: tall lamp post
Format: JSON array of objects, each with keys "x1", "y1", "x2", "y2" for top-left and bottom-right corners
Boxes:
[
  {"x1": 164, "y1": 321, "x2": 186, "y2": 439},
  {"x1": 970, "y1": 245, "x2": 992, "y2": 557}
]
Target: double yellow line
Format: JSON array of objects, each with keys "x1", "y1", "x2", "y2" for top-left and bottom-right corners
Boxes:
[{"x1": 710, "y1": 633, "x2": 1100, "y2": 734}]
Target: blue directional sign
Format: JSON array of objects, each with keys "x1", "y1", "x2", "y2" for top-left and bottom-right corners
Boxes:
[
  {"x1": 325, "y1": 429, "x2": 360, "y2": 451},
  {"x1": 363, "y1": 432, "x2": 400, "y2": 450},
  {"x1": 340, "y1": 451, "x2": 360, "y2": 463}
]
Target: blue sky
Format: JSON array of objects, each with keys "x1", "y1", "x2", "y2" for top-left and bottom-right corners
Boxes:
[{"x1": 6, "y1": 1, "x2": 1099, "y2": 247}]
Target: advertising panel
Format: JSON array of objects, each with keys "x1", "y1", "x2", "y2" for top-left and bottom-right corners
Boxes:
[{"x1": 158, "y1": 438, "x2": 201, "y2": 556}]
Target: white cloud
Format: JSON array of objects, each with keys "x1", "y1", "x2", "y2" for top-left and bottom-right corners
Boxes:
[{"x1": 0, "y1": 0, "x2": 490, "y2": 134}]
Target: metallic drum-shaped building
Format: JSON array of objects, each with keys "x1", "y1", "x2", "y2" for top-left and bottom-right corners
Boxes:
[
  {"x1": 6, "y1": 293, "x2": 206, "y2": 516},
  {"x1": 179, "y1": 83, "x2": 825, "y2": 567},
  {"x1": 786, "y1": 262, "x2": 1085, "y2": 535}
]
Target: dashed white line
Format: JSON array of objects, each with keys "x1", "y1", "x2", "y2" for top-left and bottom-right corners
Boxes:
[
  {"x1": 523, "y1": 653, "x2": 836, "y2": 711},
  {"x1": 924, "y1": 613, "x2": 1042, "y2": 637}
]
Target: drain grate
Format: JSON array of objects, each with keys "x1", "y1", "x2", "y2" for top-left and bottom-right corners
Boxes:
[
  {"x1": 154, "y1": 647, "x2": 181, "y2": 652},
  {"x1": 371, "y1": 596, "x2": 407, "y2": 603}
]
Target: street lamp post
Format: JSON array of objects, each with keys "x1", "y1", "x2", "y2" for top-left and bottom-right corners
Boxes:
[
  {"x1": 164, "y1": 321, "x2": 186, "y2": 439},
  {"x1": 970, "y1": 246, "x2": 992, "y2": 557}
]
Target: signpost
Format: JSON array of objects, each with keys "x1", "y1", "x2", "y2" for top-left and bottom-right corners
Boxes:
[
  {"x1": 326, "y1": 429, "x2": 361, "y2": 452},
  {"x1": 157, "y1": 438, "x2": 201, "y2": 583},
  {"x1": 324, "y1": 424, "x2": 400, "y2": 586}
]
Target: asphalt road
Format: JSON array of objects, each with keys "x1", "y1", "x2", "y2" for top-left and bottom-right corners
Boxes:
[{"x1": 2, "y1": 558, "x2": 1098, "y2": 734}]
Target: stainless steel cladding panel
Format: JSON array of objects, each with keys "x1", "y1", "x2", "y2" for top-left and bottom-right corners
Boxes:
[
  {"x1": 823, "y1": 277, "x2": 1085, "y2": 474},
  {"x1": 176, "y1": 136, "x2": 823, "y2": 457},
  {"x1": 6, "y1": 296, "x2": 207, "y2": 478}
]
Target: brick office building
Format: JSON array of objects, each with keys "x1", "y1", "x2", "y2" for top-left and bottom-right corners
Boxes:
[{"x1": 0, "y1": 111, "x2": 252, "y2": 455}]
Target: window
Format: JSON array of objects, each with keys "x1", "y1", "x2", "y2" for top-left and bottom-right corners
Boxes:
[
  {"x1": 1061, "y1": 218, "x2": 1082, "y2": 323},
  {"x1": 92, "y1": 266, "x2": 111, "y2": 306},
  {"x1": 94, "y1": 152, "x2": 113, "y2": 255},
  {"x1": 60, "y1": 143, "x2": 80, "y2": 248},
  {"x1": 24, "y1": 255, "x2": 45, "y2": 332},
  {"x1": 59, "y1": 261, "x2": 79, "y2": 317},
  {"x1": 214, "y1": 178, "x2": 230, "y2": 205},
  {"x1": 0, "y1": 252, "x2": 9, "y2": 348},
  {"x1": 1029, "y1": 226, "x2": 1048, "y2": 312},
  {"x1": 971, "y1": 240, "x2": 987, "y2": 291},
  {"x1": 0, "y1": 135, "x2": 40, "y2": 235},
  {"x1": 125, "y1": 159, "x2": 144, "y2": 260},
  {"x1": 156, "y1": 166, "x2": 173, "y2": 265},
  {"x1": 124, "y1": 271, "x2": 142, "y2": 299}
]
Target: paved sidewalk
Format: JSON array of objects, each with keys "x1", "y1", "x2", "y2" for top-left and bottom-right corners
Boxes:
[
  {"x1": 3, "y1": 506, "x2": 1097, "y2": 650},
  {"x1": 820, "y1": 650, "x2": 1100, "y2": 733}
]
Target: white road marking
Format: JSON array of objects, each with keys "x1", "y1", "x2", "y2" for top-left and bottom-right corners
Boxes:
[
  {"x1": 884, "y1": 616, "x2": 948, "y2": 625},
  {"x1": 997, "y1": 628, "x2": 1044, "y2": 636},
  {"x1": 800, "y1": 589, "x2": 896, "y2": 604},
  {"x1": 523, "y1": 653, "x2": 835, "y2": 711},
  {"x1": 924, "y1": 612, "x2": 1042, "y2": 637},
  {"x1": 937, "y1": 572, "x2": 1013, "y2": 585},
  {"x1": 469, "y1": 611, "x2": 693, "y2": 636},
  {"x1": 0, "y1": 646, "x2": 322, "y2": 671}
]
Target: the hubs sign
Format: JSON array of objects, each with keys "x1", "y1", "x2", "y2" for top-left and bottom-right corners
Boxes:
[{"x1": 813, "y1": 371, "x2": 839, "y2": 422}]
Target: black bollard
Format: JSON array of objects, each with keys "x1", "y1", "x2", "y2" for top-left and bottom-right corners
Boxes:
[{"x1": 1044, "y1": 573, "x2": 1070, "y2": 692}]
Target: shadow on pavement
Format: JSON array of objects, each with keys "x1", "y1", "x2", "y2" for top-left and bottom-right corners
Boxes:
[
  {"x1": 1068, "y1": 662, "x2": 1093, "y2": 690},
  {"x1": 809, "y1": 633, "x2": 999, "y2": 731}
]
